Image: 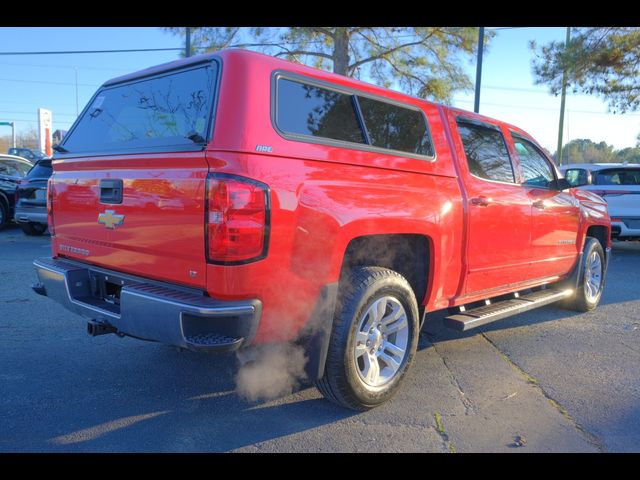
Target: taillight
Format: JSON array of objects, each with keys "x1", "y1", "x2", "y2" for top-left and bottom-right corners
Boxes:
[
  {"x1": 47, "y1": 177, "x2": 55, "y2": 236},
  {"x1": 206, "y1": 174, "x2": 269, "y2": 263}
]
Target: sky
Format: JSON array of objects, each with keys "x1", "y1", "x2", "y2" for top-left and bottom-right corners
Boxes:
[{"x1": 0, "y1": 27, "x2": 638, "y2": 154}]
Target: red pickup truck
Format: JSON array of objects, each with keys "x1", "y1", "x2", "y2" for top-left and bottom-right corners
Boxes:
[{"x1": 33, "y1": 49, "x2": 610, "y2": 410}]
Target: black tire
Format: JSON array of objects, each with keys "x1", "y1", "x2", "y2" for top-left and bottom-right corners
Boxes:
[
  {"x1": 316, "y1": 266, "x2": 419, "y2": 410},
  {"x1": 562, "y1": 237, "x2": 606, "y2": 312},
  {"x1": 0, "y1": 200, "x2": 7, "y2": 231},
  {"x1": 19, "y1": 222, "x2": 47, "y2": 236}
]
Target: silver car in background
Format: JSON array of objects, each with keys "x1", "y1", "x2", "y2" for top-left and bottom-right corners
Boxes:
[{"x1": 560, "y1": 163, "x2": 640, "y2": 241}]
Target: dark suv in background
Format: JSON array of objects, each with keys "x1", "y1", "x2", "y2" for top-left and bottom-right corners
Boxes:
[
  {"x1": 14, "y1": 159, "x2": 52, "y2": 235},
  {"x1": 0, "y1": 154, "x2": 33, "y2": 230},
  {"x1": 8, "y1": 147, "x2": 47, "y2": 162}
]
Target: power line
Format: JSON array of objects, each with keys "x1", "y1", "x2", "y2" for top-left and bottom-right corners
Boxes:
[
  {"x1": 0, "y1": 60, "x2": 131, "y2": 72},
  {"x1": 1, "y1": 110, "x2": 78, "y2": 118},
  {"x1": 0, "y1": 77, "x2": 99, "y2": 87},
  {"x1": 2, "y1": 118, "x2": 73, "y2": 126},
  {"x1": 484, "y1": 84, "x2": 549, "y2": 94},
  {"x1": 0, "y1": 47, "x2": 184, "y2": 56},
  {"x1": 0, "y1": 31, "x2": 489, "y2": 58},
  {"x1": 454, "y1": 98, "x2": 640, "y2": 116},
  {"x1": 0, "y1": 99, "x2": 75, "y2": 107}
]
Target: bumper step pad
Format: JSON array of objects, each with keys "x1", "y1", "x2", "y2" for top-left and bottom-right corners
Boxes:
[{"x1": 184, "y1": 333, "x2": 243, "y2": 352}]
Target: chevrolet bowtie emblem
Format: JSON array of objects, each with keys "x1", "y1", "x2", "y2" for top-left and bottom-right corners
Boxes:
[{"x1": 98, "y1": 209, "x2": 125, "y2": 229}]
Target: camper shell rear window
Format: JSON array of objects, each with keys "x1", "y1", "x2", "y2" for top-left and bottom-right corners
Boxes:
[{"x1": 60, "y1": 62, "x2": 219, "y2": 156}]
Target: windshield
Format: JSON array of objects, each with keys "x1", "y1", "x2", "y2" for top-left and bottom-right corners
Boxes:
[
  {"x1": 62, "y1": 63, "x2": 218, "y2": 154},
  {"x1": 594, "y1": 168, "x2": 640, "y2": 186}
]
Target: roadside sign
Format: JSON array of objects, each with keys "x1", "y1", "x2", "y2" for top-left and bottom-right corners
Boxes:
[
  {"x1": 38, "y1": 109, "x2": 53, "y2": 157},
  {"x1": 0, "y1": 121, "x2": 16, "y2": 147}
]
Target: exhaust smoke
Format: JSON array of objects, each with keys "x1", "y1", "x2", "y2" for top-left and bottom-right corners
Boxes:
[{"x1": 235, "y1": 342, "x2": 308, "y2": 402}]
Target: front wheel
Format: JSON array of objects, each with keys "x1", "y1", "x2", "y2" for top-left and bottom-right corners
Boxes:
[
  {"x1": 563, "y1": 237, "x2": 606, "y2": 312},
  {"x1": 316, "y1": 266, "x2": 419, "y2": 410}
]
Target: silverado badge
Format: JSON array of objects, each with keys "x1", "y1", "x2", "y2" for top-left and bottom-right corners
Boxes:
[{"x1": 98, "y1": 210, "x2": 125, "y2": 229}]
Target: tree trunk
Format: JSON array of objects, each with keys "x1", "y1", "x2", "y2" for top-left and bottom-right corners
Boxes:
[{"x1": 332, "y1": 28, "x2": 350, "y2": 75}]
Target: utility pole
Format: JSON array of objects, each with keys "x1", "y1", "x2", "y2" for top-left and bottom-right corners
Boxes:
[
  {"x1": 556, "y1": 27, "x2": 571, "y2": 165},
  {"x1": 474, "y1": 27, "x2": 485, "y2": 114},
  {"x1": 185, "y1": 27, "x2": 192, "y2": 57}
]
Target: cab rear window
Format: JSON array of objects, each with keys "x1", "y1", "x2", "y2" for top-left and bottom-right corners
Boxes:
[{"x1": 62, "y1": 64, "x2": 217, "y2": 154}]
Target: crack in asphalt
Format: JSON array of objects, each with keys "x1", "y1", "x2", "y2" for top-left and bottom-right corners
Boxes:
[
  {"x1": 422, "y1": 332, "x2": 476, "y2": 416},
  {"x1": 479, "y1": 331, "x2": 606, "y2": 453}
]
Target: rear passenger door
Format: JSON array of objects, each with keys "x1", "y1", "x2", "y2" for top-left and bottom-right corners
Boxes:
[{"x1": 454, "y1": 118, "x2": 533, "y2": 295}]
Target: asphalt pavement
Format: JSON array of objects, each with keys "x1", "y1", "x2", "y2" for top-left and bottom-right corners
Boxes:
[{"x1": 1, "y1": 224, "x2": 639, "y2": 452}]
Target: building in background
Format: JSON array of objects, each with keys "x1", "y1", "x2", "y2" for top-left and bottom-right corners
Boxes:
[{"x1": 53, "y1": 130, "x2": 67, "y2": 145}]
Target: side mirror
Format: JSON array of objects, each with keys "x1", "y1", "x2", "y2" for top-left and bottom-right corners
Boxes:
[
  {"x1": 562, "y1": 168, "x2": 590, "y2": 188},
  {"x1": 556, "y1": 178, "x2": 572, "y2": 191}
]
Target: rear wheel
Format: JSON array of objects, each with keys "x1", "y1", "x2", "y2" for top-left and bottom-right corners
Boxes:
[
  {"x1": 316, "y1": 266, "x2": 419, "y2": 410},
  {"x1": 563, "y1": 237, "x2": 605, "y2": 312},
  {"x1": 19, "y1": 222, "x2": 47, "y2": 236}
]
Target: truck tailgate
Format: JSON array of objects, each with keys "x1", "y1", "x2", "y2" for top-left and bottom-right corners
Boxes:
[{"x1": 51, "y1": 153, "x2": 208, "y2": 289}]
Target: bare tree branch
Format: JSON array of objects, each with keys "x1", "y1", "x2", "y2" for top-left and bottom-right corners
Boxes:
[
  {"x1": 274, "y1": 50, "x2": 334, "y2": 60},
  {"x1": 348, "y1": 37, "x2": 430, "y2": 73}
]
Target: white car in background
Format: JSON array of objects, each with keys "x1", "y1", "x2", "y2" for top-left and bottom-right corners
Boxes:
[{"x1": 560, "y1": 163, "x2": 640, "y2": 241}]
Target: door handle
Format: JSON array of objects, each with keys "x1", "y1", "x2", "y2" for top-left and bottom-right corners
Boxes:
[
  {"x1": 470, "y1": 196, "x2": 490, "y2": 207},
  {"x1": 532, "y1": 200, "x2": 546, "y2": 210},
  {"x1": 99, "y1": 179, "x2": 123, "y2": 204}
]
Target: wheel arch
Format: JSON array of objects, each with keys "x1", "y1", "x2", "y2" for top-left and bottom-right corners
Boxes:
[
  {"x1": 339, "y1": 233, "x2": 433, "y2": 306},
  {"x1": 586, "y1": 225, "x2": 609, "y2": 253}
]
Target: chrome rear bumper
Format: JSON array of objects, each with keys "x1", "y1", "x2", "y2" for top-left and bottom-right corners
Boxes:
[{"x1": 32, "y1": 257, "x2": 261, "y2": 353}]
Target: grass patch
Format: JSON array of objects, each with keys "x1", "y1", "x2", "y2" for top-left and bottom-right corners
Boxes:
[
  {"x1": 434, "y1": 412, "x2": 444, "y2": 434},
  {"x1": 434, "y1": 412, "x2": 457, "y2": 453},
  {"x1": 547, "y1": 396, "x2": 571, "y2": 419},
  {"x1": 496, "y1": 351, "x2": 538, "y2": 384}
]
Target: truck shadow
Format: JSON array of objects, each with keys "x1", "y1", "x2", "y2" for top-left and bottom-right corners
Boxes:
[{"x1": 41, "y1": 344, "x2": 357, "y2": 452}]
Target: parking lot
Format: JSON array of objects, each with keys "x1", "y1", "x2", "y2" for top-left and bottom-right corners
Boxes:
[{"x1": 1, "y1": 224, "x2": 639, "y2": 452}]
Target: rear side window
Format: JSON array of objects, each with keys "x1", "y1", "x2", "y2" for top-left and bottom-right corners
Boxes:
[
  {"x1": 594, "y1": 168, "x2": 640, "y2": 186},
  {"x1": 275, "y1": 76, "x2": 435, "y2": 158},
  {"x1": 357, "y1": 96, "x2": 434, "y2": 156},
  {"x1": 62, "y1": 64, "x2": 217, "y2": 154},
  {"x1": 457, "y1": 121, "x2": 515, "y2": 183},
  {"x1": 276, "y1": 78, "x2": 366, "y2": 144}
]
